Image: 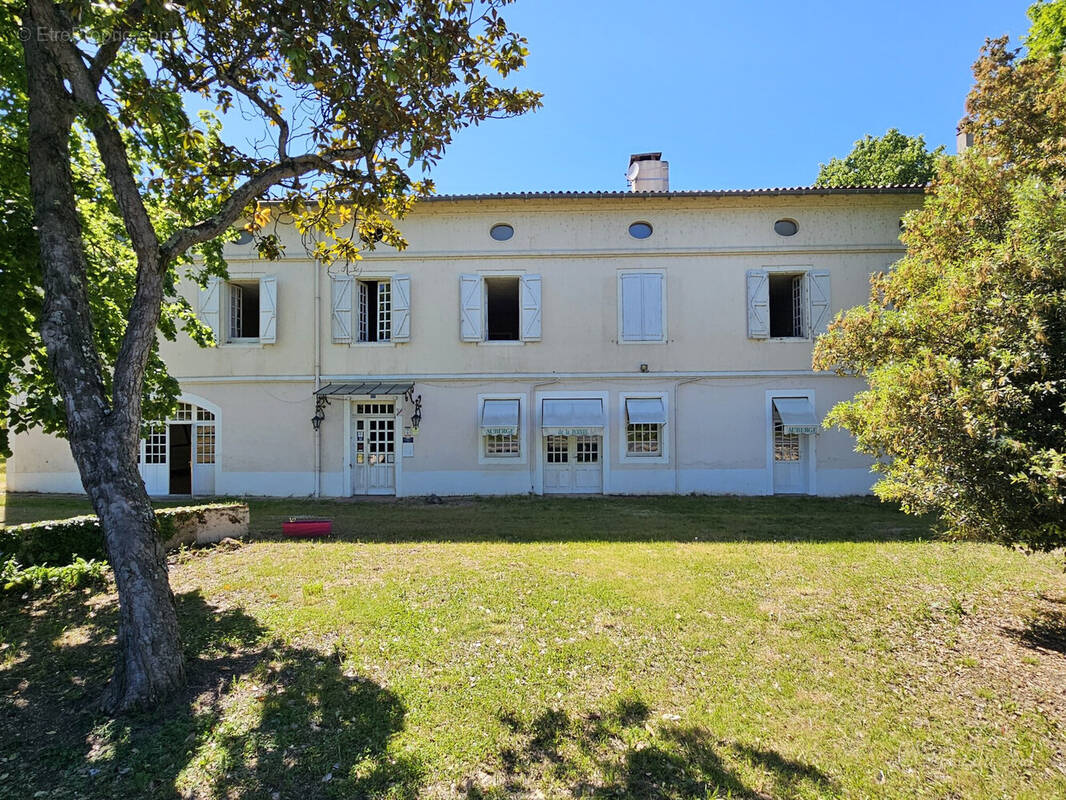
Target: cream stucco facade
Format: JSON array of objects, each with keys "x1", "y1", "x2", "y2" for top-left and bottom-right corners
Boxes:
[{"x1": 7, "y1": 184, "x2": 924, "y2": 498}]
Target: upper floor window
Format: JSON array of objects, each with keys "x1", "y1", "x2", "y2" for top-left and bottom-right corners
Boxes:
[
  {"x1": 619, "y1": 271, "x2": 665, "y2": 343},
  {"x1": 330, "y1": 274, "x2": 410, "y2": 344},
  {"x1": 628, "y1": 221, "x2": 653, "y2": 239},
  {"x1": 357, "y1": 278, "x2": 391, "y2": 343},
  {"x1": 460, "y1": 273, "x2": 541, "y2": 343},
  {"x1": 197, "y1": 276, "x2": 277, "y2": 345},
  {"x1": 774, "y1": 219, "x2": 799, "y2": 237},
  {"x1": 746, "y1": 268, "x2": 831, "y2": 341},
  {"x1": 490, "y1": 223, "x2": 514, "y2": 241},
  {"x1": 228, "y1": 280, "x2": 260, "y2": 341}
]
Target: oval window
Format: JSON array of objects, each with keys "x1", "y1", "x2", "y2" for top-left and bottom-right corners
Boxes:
[
  {"x1": 628, "y1": 221, "x2": 653, "y2": 239},
  {"x1": 773, "y1": 219, "x2": 798, "y2": 237},
  {"x1": 490, "y1": 223, "x2": 514, "y2": 241},
  {"x1": 234, "y1": 230, "x2": 254, "y2": 245}
]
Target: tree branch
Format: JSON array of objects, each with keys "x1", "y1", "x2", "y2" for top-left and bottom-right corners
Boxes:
[
  {"x1": 87, "y1": 0, "x2": 148, "y2": 88},
  {"x1": 160, "y1": 148, "x2": 364, "y2": 261}
]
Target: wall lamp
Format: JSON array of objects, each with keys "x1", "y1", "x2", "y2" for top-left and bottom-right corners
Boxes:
[{"x1": 311, "y1": 395, "x2": 331, "y2": 432}]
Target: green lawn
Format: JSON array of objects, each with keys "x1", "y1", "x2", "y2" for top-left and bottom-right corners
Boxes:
[{"x1": 2, "y1": 490, "x2": 1065, "y2": 799}]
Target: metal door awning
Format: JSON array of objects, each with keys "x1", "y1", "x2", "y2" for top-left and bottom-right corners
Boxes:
[
  {"x1": 772, "y1": 397, "x2": 819, "y2": 435},
  {"x1": 542, "y1": 398, "x2": 605, "y2": 435},
  {"x1": 315, "y1": 382, "x2": 413, "y2": 397}
]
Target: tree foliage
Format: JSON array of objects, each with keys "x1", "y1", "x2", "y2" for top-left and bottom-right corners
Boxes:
[
  {"x1": 814, "y1": 128, "x2": 943, "y2": 187},
  {"x1": 1026, "y1": 0, "x2": 1066, "y2": 60},
  {"x1": 11, "y1": 0, "x2": 540, "y2": 711},
  {"x1": 813, "y1": 38, "x2": 1066, "y2": 551}
]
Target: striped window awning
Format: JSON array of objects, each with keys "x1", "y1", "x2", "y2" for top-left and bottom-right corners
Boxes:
[{"x1": 314, "y1": 382, "x2": 413, "y2": 397}]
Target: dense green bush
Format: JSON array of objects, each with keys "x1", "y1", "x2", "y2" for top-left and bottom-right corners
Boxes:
[
  {"x1": 1, "y1": 557, "x2": 108, "y2": 594},
  {"x1": 0, "y1": 503, "x2": 246, "y2": 566}
]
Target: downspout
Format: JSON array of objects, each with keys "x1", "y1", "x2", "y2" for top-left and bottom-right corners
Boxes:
[
  {"x1": 529, "y1": 378, "x2": 558, "y2": 493},
  {"x1": 673, "y1": 377, "x2": 701, "y2": 494},
  {"x1": 313, "y1": 264, "x2": 322, "y2": 497}
]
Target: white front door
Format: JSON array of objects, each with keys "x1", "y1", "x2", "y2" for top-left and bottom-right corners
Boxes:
[
  {"x1": 352, "y1": 402, "x2": 396, "y2": 495},
  {"x1": 139, "y1": 425, "x2": 169, "y2": 496},
  {"x1": 543, "y1": 435, "x2": 602, "y2": 494},
  {"x1": 772, "y1": 412, "x2": 810, "y2": 494}
]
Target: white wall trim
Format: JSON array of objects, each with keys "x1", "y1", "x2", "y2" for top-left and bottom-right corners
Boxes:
[
  {"x1": 216, "y1": 243, "x2": 907, "y2": 264},
  {"x1": 342, "y1": 398, "x2": 352, "y2": 497},
  {"x1": 170, "y1": 370, "x2": 842, "y2": 385}
]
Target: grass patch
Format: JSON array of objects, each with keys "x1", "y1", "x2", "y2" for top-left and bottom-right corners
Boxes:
[{"x1": 1, "y1": 494, "x2": 1064, "y2": 798}]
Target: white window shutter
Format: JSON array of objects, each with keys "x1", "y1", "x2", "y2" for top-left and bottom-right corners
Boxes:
[
  {"x1": 459, "y1": 274, "x2": 483, "y2": 341},
  {"x1": 519, "y1": 274, "x2": 542, "y2": 341},
  {"x1": 198, "y1": 278, "x2": 221, "y2": 345},
  {"x1": 746, "y1": 269, "x2": 770, "y2": 339},
  {"x1": 642, "y1": 273, "x2": 663, "y2": 340},
  {"x1": 808, "y1": 270, "x2": 832, "y2": 336},
  {"x1": 620, "y1": 274, "x2": 643, "y2": 341},
  {"x1": 259, "y1": 275, "x2": 277, "y2": 344},
  {"x1": 330, "y1": 275, "x2": 353, "y2": 343},
  {"x1": 391, "y1": 274, "x2": 411, "y2": 342}
]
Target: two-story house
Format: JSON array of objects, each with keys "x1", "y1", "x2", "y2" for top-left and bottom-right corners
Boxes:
[{"x1": 7, "y1": 154, "x2": 924, "y2": 498}]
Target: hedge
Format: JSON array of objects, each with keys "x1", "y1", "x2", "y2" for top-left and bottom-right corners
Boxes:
[{"x1": 0, "y1": 503, "x2": 247, "y2": 567}]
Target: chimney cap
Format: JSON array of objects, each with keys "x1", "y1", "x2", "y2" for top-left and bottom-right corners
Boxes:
[{"x1": 629, "y1": 152, "x2": 663, "y2": 165}]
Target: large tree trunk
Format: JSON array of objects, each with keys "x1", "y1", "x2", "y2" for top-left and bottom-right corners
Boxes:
[
  {"x1": 23, "y1": 11, "x2": 185, "y2": 712},
  {"x1": 91, "y1": 441, "x2": 186, "y2": 713}
]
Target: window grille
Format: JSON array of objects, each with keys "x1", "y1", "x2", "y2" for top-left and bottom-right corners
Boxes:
[
  {"x1": 144, "y1": 426, "x2": 166, "y2": 464},
  {"x1": 229, "y1": 283, "x2": 243, "y2": 339},
  {"x1": 626, "y1": 423, "x2": 661, "y2": 456},
  {"x1": 576, "y1": 436, "x2": 599, "y2": 463},
  {"x1": 484, "y1": 434, "x2": 520, "y2": 457},
  {"x1": 196, "y1": 425, "x2": 216, "y2": 464},
  {"x1": 791, "y1": 275, "x2": 804, "y2": 337},
  {"x1": 773, "y1": 412, "x2": 800, "y2": 462},
  {"x1": 377, "y1": 280, "x2": 391, "y2": 342},
  {"x1": 196, "y1": 407, "x2": 215, "y2": 421},
  {"x1": 355, "y1": 402, "x2": 394, "y2": 415},
  {"x1": 545, "y1": 436, "x2": 568, "y2": 463}
]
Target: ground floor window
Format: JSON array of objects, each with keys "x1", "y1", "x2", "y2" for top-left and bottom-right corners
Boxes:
[
  {"x1": 773, "y1": 410, "x2": 801, "y2": 462},
  {"x1": 484, "y1": 433, "x2": 520, "y2": 457},
  {"x1": 625, "y1": 422, "x2": 661, "y2": 456}
]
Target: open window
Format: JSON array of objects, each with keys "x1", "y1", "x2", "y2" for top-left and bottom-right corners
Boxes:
[
  {"x1": 746, "y1": 269, "x2": 830, "y2": 340},
  {"x1": 227, "y1": 281, "x2": 259, "y2": 340},
  {"x1": 768, "y1": 273, "x2": 806, "y2": 339},
  {"x1": 459, "y1": 274, "x2": 541, "y2": 342},
  {"x1": 357, "y1": 278, "x2": 391, "y2": 343},
  {"x1": 197, "y1": 276, "x2": 276, "y2": 345},
  {"x1": 485, "y1": 277, "x2": 520, "y2": 341}
]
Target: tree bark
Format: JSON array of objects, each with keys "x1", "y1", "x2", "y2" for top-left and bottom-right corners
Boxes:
[{"x1": 23, "y1": 9, "x2": 185, "y2": 713}]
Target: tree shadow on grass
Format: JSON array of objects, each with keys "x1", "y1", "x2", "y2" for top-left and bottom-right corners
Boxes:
[
  {"x1": 1003, "y1": 592, "x2": 1066, "y2": 656},
  {"x1": 0, "y1": 587, "x2": 421, "y2": 799},
  {"x1": 470, "y1": 695, "x2": 836, "y2": 799}
]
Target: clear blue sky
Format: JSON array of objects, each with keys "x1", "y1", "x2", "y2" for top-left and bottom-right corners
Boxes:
[{"x1": 420, "y1": 0, "x2": 1031, "y2": 194}]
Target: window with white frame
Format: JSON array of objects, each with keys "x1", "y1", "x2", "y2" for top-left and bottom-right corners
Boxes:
[
  {"x1": 357, "y1": 278, "x2": 392, "y2": 342},
  {"x1": 623, "y1": 396, "x2": 667, "y2": 458},
  {"x1": 773, "y1": 409, "x2": 800, "y2": 462},
  {"x1": 480, "y1": 397, "x2": 521, "y2": 459},
  {"x1": 459, "y1": 274, "x2": 542, "y2": 343},
  {"x1": 227, "y1": 280, "x2": 260, "y2": 340},
  {"x1": 619, "y1": 272, "x2": 665, "y2": 342},
  {"x1": 746, "y1": 268, "x2": 830, "y2": 341}
]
